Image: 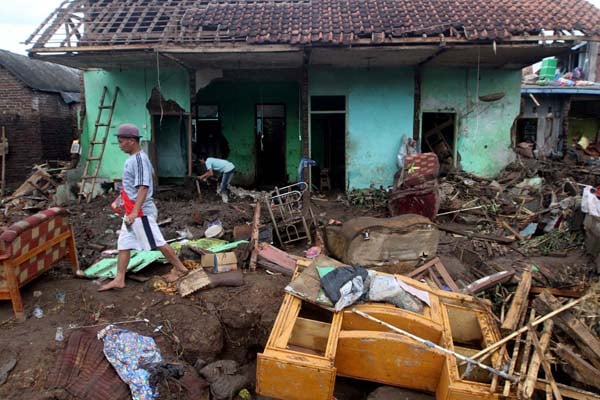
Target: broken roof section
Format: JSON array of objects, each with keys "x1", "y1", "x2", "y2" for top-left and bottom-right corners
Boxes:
[
  {"x1": 26, "y1": 0, "x2": 600, "y2": 48},
  {"x1": 0, "y1": 49, "x2": 81, "y2": 102}
]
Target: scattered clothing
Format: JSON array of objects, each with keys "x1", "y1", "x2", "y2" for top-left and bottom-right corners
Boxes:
[
  {"x1": 582, "y1": 185, "x2": 600, "y2": 217},
  {"x1": 319, "y1": 266, "x2": 369, "y2": 311},
  {"x1": 98, "y1": 326, "x2": 163, "y2": 400},
  {"x1": 46, "y1": 329, "x2": 131, "y2": 400}
]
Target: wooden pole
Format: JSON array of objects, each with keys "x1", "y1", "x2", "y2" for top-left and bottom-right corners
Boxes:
[
  {"x1": 249, "y1": 197, "x2": 262, "y2": 271},
  {"x1": 465, "y1": 293, "x2": 592, "y2": 363}
]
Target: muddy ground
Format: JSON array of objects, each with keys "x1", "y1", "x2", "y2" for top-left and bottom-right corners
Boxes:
[{"x1": 0, "y1": 180, "x2": 594, "y2": 400}]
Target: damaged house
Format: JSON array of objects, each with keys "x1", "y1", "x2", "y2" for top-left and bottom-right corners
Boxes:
[
  {"x1": 24, "y1": 0, "x2": 600, "y2": 196},
  {"x1": 0, "y1": 49, "x2": 81, "y2": 188},
  {"x1": 518, "y1": 42, "x2": 600, "y2": 159}
]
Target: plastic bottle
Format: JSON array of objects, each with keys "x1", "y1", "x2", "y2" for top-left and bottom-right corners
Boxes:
[
  {"x1": 33, "y1": 305, "x2": 43, "y2": 319},
  {"x1": 55, "y1": 327, "x2": 64, "y2": 342}
]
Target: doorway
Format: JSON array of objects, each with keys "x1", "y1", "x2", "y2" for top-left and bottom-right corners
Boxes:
[
  {"x1": 152, "y1": 115, "x2": 188, "y2": 180},
  {"x1": 256, "y1": 104, "x2": 286, "y2": 186},
  {"x1": 421, "y1": 112, "x2": 456, "y2": 175},
  {"x1": 193, "y1": 104, "x2": 229, "y2": 175},
  {"x1": 310, "y1": 96, "x2": 346, "y2": 190}
]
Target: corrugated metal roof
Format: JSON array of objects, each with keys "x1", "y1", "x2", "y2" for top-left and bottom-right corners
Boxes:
[{"x1": 0, "y1": 49, "x2": 80, "y2": 94}]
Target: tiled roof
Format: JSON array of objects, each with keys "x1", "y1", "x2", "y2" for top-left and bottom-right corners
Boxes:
[{"x1": 30, "y1": 0, "x2": 600, "y2": 48}]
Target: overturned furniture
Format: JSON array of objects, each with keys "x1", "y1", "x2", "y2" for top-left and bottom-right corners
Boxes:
[
  {"x1": 324, "y1": 214, "x2": 439, "y2": 268},
  {"x1": 257, "y1": 263, "x2": 507, "y2": 400},
  {"x1": 0, "y1": 207, "x2": 79, "y2": 319},
  {"x1": 390, "y1": 152, "x2": 440, "y2": 219},
  {"x1": 264, "y1": 182, "x2": 315, "y2": 246}
]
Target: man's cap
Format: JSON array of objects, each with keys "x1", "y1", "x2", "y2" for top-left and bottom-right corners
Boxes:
[{"x1": 115, "y1": 123, "x2": 140, "y2": 138}]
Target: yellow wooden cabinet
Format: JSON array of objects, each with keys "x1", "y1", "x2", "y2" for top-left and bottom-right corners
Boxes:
[{"x1": 257, "y1": 268, "x2": 508, "y2": 400}]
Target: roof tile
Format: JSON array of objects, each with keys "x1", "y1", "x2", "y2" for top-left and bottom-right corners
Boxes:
[{"x1": 33, "y1": 0, "x2": 600, "y2": 48}]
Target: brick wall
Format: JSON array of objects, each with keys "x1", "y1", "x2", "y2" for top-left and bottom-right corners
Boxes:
[
  {"x1": 0, "y1": 66, "x2": 42, "y2": 187},
  {"x1": 38, "y1": 92, "x2": 75, "y2": 161},
  {"x1": 0, "y1": 66, "x2": 76, "y2": 188}
]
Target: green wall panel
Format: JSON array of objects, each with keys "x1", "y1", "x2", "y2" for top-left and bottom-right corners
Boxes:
[
  {"x1": 197, "y1": 81, "x2": 301, "y2": 185},
  {"x1": 421, "y1": 67, "x2": 521, "y2": 178},
  {"x1": 82, "y1": 67, "x2": 189, "y2": 180},
  {"x1": 309, "y1": 67, "x2": 414, "y2": 189}
]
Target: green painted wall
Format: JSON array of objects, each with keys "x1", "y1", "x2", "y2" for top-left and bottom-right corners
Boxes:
[
  {"x1": 82, "y1": 67, "x2": 190, "y2": 180},
  {"x1": 568, "y1": 117, "x2": 600, "y2": 144},
  {"x1": 197, "y1": 82, "x2": 301, "y2": 185},
  {"x1": 309, "y1": 67, "x2": 415, "y2": 189},
  {"x1": 421, "y1": 67, "x2": 521, "y2": 178}
]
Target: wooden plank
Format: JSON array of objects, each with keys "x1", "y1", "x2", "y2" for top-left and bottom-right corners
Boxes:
[
  {"x1": 336, "y1": 330, "x2": 444, "y2": 392},
  {"x1": 257, "y1": 242, "x2": 297, "y2": 275},
  {"x1": 555, "y1": 344, "x2": 600, "y2": 390},
  {"x1": 523, "y1": 320, "x2": 554, "y2": 398},
  {"x1": 501, "y1": 269, "x2": 532, "y2": 333},
  {"x1": 288, "y1": 317, "x2": 331, "y2": 353},
  {"x1": 438, "y1": 222, "x2": 515, "y2": 244},
  {"x1": 503, "y1": 297, "x2": 530, "y2": 397},
  {"x1": 249, "y1": 200, "x2": 261, "y2": 271},
  {"x1": 469, "y1": 294, "x2": 592, "y2": 364},
  {"x1": 256, "y1": 354, "x2": 336, "y2": 400},
  {"x1": 529, "y1": 287, "x2": 584, "y2": 298},
  {"x1": 532, "y1": 291, "x2": 600, "y2": 369},
  {"x1": 518, "y1": 310, "x2": 536, "y2": 398},
  {"x1": 535, "y1": 380, "x2": 600, "y2": 400},
  {"x1": 461, "y1": 270, "x2": 515, "y2": 295},
  {"x1": 529, "y1": 325, "x2": 563, "y2": 400}
]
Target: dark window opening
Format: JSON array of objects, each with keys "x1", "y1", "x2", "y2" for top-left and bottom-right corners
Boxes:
[
  {"x1": 516, "y1": 118, "x2": 537, "y2": 143},
  {"x1": 421, "y1": 112, "x2": 456, "y2": 175},
  {"x1": 311, "y1": 96, "x2": 346, "y2": 112}
]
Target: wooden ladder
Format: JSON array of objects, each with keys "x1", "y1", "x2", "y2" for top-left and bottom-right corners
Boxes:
[{"x1": 78, "y1": 86, "x2": 119, "y2": 203}]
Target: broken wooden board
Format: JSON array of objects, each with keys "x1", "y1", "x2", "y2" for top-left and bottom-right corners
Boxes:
[
  {"x1": 555, "y1": 344, "x2": 600, "y2": 391},
  {"x1": 325, "y1": 214, "x2": 439, "y2": 267},
  {"x1": 83, "y1": 251, "x2": 165, "y2": 278},
  {"x1": 501, "y1": 269, "x2": 532, "y2": 333},
  {"x1": 438, "y1": 222, "x2": 514, "y2": 244},
  {"x1": 257, "y1": 242, "x2": 300, "y2": 276},
  {"x1": 178, "y1": 268, "x2": 211, "y2": 297},
  {"x1": 532, "y1": 290, "x2": 600, "y2": 369},
  {"x1": 406, "y1": 257, "x2": 459, "y2": 292},
  {"x1": 461, "y1": 270, "x2": 515, "y2": 295}
]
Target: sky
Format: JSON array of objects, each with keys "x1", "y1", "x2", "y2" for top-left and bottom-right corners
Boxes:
[{"x1": 1, "y1": 0, "x2": 600, "y2": 55}]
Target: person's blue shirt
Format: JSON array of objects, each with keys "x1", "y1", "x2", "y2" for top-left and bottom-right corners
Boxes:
[{"x1": 205, "y1": 157, "x2": 235, "y2": 174}]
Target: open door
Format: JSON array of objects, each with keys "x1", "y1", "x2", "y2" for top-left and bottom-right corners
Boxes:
[{"x1": 256, "y1": 104, "x2": 286, "y2": 186}]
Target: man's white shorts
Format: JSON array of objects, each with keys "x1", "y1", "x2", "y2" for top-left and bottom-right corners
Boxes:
[{"x1": 117, "y1": 215, "x2": 167, "y2": 251}]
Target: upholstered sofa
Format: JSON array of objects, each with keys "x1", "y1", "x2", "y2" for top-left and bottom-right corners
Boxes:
[{"x1": 0, "y1": 207, "x2": 79, "y2": 320}]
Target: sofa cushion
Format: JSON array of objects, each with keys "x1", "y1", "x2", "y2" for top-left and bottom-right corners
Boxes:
[{"x1": 0, "y1": 207, "x2": 71, "y2": 286}]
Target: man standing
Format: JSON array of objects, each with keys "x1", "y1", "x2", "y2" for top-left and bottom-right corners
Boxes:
[
  {"x1": 197, "y1": 153, "x2": 235, "y2": 203},
  {"x1": 99, "y1": 123, "x2": 188, "y2": 291}
]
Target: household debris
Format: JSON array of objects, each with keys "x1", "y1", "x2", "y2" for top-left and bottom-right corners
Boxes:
[{"x1": 324, "y1": 214, "x2": 439, "y2": 269}]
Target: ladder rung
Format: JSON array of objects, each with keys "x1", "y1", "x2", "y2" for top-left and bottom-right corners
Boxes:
[
  {"x1": 95, "y1": 123, "x2": 109, "y2": 127},
  {"x1": 98, "y1": 105, "x2": 113, "y2": 109},
  {"x1": 91, "y1": 141, "x2": 105, "y2": 144},
  {"x1": 88, "y1": 157, "x2": 101, "y2": 161}
]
